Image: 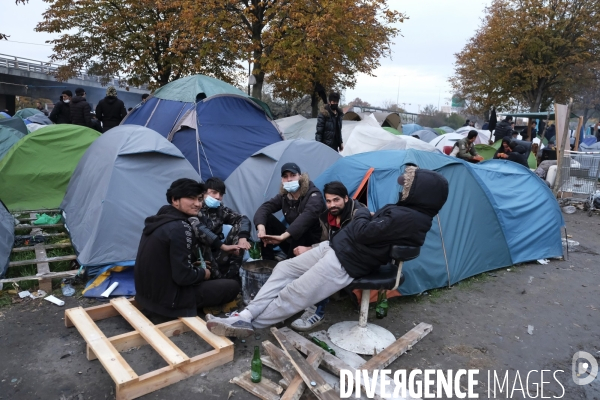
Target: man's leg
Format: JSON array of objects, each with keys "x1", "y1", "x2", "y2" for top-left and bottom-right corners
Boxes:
[
  {"x1": 195, "y1": 279, "x2": 241, "y2": 308},
  {"x1": 252, "y1": 242, "x2": 352, "y2": 328},
  {"x1": 206, "y1": 243, "x2": 333, "y2": 337}
]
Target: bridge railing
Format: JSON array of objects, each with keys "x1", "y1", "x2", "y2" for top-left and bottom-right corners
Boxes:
[{"x1": 0, "y1": 53, "x2": 148, "y2": 90}]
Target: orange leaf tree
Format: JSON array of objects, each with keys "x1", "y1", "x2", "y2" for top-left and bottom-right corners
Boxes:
[{"x1": 450, "y1": 0, "x2": 600, "y2": 115}]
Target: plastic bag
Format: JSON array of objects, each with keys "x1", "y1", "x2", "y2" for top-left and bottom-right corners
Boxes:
[{"x1": 33, "y1": 213, "x2": 61, "y2": 225}]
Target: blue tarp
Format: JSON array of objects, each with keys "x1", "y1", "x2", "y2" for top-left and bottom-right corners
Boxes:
[
  {"x1": 123, "y1": 93, "x2": 282, "y2": 181},
  {"x1": 82, "y1": 261, "x2": 135, "y2": 298},
  {"x1": 314, "y1": 149, "x2": 565, "y2": 295}
]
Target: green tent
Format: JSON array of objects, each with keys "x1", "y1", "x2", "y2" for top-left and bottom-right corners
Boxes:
[
  {"x1": 383, "y1": 126, "x2": 401, "y2": 135},
  {"x1": 14, "y1": 108, "x2": 42, "y2": 120},
  {"x1": 0, "y1": 125, "x2": 25, "y2": 161},
  {"x1": 152, "y1": 75, "x2": 274, "y2": 119},
  {"x1": 475, "y1": 140, "x2": 537, "y2": 169},
  {"x1": 0, "y1": 125, "x2": 101, "y2": 211}
]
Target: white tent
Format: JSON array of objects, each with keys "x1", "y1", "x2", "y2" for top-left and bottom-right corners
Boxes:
[
  {"x1": 429, "y1": 133, "x2": 463, "y2": 151},
  {"x1": 274, "y1": 115, "x2": 306, "y2": 132},
  {"x1": 342, "y1": 115, "x2": 438, "y2": 156},
  {"x1": 279, "y1": 117, "x2": 360, "y2": 143},
  {"x1": 454, "y1": 127, "x2": 491, "y2": 144}
]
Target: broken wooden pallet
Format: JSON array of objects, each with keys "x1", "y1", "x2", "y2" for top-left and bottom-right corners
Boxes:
[
  {"x1": 3, "y1": 212, "x2": 75, "y2": 291},
  {"x1": 65, "y1": 297, "x2": 234, "y2": 400}
]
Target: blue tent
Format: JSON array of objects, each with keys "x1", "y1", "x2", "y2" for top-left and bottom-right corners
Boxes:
[
  {"x1": 122, "y1": 75, "x2": 283, "y2": 181},
  {"x1": 314, "y1": 149, "x2": 564, "y2": 295},
  {"x1": 402, "y1": 123, "x2": 424, "y2": 135}
]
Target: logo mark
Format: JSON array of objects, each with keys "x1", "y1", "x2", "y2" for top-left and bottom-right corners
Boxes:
[{"x1": 572, "y1": 351, "x2": 598, "y2": 385}]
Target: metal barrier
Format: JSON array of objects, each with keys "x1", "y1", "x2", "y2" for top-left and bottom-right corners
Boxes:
[
  {"x1": 558, "y1": 150, "x2": 600, "y2": 197},
  {"x1": 0, "y1": 53, "x2": 147, "y2": 89}
]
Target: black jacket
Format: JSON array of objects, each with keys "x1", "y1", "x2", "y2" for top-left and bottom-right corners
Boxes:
[
  {"x1": 494, "y1": 120, "x2": 513, "y2": 141},
  {"x1": 507, "y1": 145, "x2": 529, "y2": 168},
  {"x1": 134, "y1": 205, "x2": 207, "y2": 318},
  {"x1": 48, "y1": 101, "x2": 71, "y2": 124},
  {"x1": 316, "y1": 105, "x2": 344, "y2": 151},
  {"x1": 331, "y1": 169, "x2": 449, "y2": 278},
  {"x1": 254, "y1": 174, "x2": 325, "y2": 241},
  {"x1": 70, "y1": 96, "x2": 92, "y2": 127},
  {"x1": 95, "y1": 96, "x2": 127, "y2": 132},
  {"x1": 318, "y1": 199, "x2": 365, "y2": 242}
]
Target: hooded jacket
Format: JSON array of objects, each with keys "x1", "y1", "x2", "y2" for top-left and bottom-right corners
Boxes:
[
  {"x1": 316, "y1": 104, "x2": 344, "y2": 151},
  {"x1": 507, "y1": 144, "x2": 529, "y2": 168},
  {"x1": 134, "y1": 205, "x2": 207, "y2": 318},
  {"x1": 331, "y1": 168, "x2": 449, "y2": 278},
  {"x1": 70, "y1": 95, "x2": 92, "y2": 127},
  {"x1": 494, "y1": 120, "x2": 513, "y2": 141},
  {"x1": 95, "y1": 96, "x2": 127, "y2": 132},
  {"x1": 318, "y1": 198, "x2": 365, "y2": 242},
  {"x1": 48, "y1": 100, "x2": 71, "y2": 124},
  {"x1": 254, "y1": 173, "x2": 325, "y2": 241}
]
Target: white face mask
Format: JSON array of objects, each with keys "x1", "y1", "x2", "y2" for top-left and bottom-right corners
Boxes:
[
  {"x1": 63, "y1": 99, "x2": 70, "y2": 104},
  {"x1": 283, "y1": 180, "x2": 300, "y2": 193}
]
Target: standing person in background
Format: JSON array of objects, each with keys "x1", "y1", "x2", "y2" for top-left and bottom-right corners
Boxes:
[
  {"x1": 95, "y1": 86, "x2": 127, "y2": 132},
  {"x1": 316, "y1": 92, "x2": 344, "y2": 152},
  {"x1": 49, "y1": 90, "x2": 72, "y2": 124},
  {"x1": 70, "y1": 88, "x2": 92, "y2": 128},
  {"x1": 35, "y1": 101, "x2": 48, "y2": 116},
  {"x1": 141, "y1": 93, "x2": 149, "y2": 103}
]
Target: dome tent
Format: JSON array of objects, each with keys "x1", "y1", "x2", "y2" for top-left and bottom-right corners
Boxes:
[
  {"x1": 0, "y1": 125, "x2": 100, "y2": 211},
  {"x1": 0, "y1": 200, "x2": 14, "y2": 278},
  {"x1": 122, "y1": 75, "x2": 283, "y2": 181},
  {"x1": 61, "y1": 125, "x2": 201, "y2": 268},
  {"x1": 314, "y1": 150, "x2": 564, "y2": 295},
  {"x1": 224, "y1": 139, "x2": 341, "y2": 240},
  {"x1": 0, "y1": 125, "x2": 25, "y2": 161}
]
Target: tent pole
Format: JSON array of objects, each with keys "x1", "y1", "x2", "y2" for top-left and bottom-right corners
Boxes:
[
  {"x1": 436, "y1": 214, "x2": 451, "y2": 287},
  {"x1": 196, "y1": 125, "x2": 202, "y2": 177}
]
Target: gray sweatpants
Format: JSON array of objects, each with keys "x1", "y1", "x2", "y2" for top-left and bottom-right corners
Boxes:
[{"x1": 246, "y1": 241, "x2": 353, "y2": 329}]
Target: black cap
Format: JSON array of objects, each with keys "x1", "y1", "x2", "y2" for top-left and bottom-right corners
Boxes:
[{"x1": 281, "y1": 162, "x2": 301, "y2": 176}]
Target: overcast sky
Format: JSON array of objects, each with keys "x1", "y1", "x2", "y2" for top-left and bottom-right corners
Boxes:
[{"x1": 1, "y1": 0, "x2": 489, "y2": 114}]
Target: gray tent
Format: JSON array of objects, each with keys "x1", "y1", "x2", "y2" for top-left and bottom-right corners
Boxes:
[
  {"x1": 0, "y1": 125, "x2": 25, "y2": 161},
  {"x1": 61, "y1": 125, "x2": 201, "y2": 267},
  {"x1": 26, "y1": 114, "x2": 53, "y2": 126},
  {"x1": 0, "y1": 200, "x2": 14, "y2": 278},
  {"x1": 224, "y1": 139, "x2": 342, "y2": 239},
  {"x1": 343, "y1": 111, "x2": 401, "y2": 129},
  {"x1": 274, "y1": 115, "x2": 306, "y2": 133},
  {"x1": 411, "y1": 129, "x2": 438, "y2": 143},
  {"x1": 0, "y1": 117, "x2": 28, "y2": 135}
]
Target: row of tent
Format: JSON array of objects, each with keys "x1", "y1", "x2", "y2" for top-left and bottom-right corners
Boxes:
[{"x1": 0, "y1": 74, "x2": 565, "y2": 297}]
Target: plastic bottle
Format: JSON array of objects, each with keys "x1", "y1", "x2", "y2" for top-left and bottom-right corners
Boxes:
[
  {"x1": 375, "y1": 290, "x2": 388, "y2": 319},
  {"x1": 311, "y1": 337, "x2": 336, "y2": 355},
  {"x1": 251, "y1": 346, "x2": 262, "y2": 383},
  {"x1": 61, "y1": 279, "x2": 75, "y2": 297}
]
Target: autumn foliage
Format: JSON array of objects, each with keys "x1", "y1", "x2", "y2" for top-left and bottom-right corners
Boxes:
[{"x1": 450, "y1": 0, "x2": 600, "y2": 114}]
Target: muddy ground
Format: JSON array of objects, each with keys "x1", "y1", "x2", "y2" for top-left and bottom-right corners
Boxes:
[{"x1": 0, "y1": 211, "x2": 599, "y2": 400}]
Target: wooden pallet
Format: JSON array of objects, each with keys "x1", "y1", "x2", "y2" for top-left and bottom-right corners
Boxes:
[
  {"x1": 65, "y1": 298, "x2": 234, "y2": 400},
  {"x1": 2, "y1": 212, "x2": 75, "y2": 290}
]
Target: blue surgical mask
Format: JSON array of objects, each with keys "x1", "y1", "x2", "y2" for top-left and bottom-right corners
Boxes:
[
  {"x1": 204, "y1": 195, "x2": 221, "y2": 208},
  {"x1": 283, "y1": 180, "x2": 300, "y2": 193}
]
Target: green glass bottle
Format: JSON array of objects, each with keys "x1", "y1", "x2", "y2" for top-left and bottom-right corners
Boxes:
[
  {"x1": 311, "y1": 337, "x2": 336, "y2": 356},
  {"x1": 251, "y1": 346, "x2": 262, "y2": 383},
  {"x1": 249, "y1": 241, "x2": 262, "y2": 260},
  {"x1": 375, "y1": 290, "x2": 388, "y2": 319}
]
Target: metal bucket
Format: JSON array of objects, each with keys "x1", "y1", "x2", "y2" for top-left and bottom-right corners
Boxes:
[{"x1": 240, "y1": 260, "x2": 278, "y2": 305}]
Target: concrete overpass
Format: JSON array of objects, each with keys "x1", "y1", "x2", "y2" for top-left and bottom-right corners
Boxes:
[{"x1": 0, "y1": 53, "x2": 149, "y2": 115}]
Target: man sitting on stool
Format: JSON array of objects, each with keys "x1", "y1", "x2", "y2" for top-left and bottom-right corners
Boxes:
[
  {"x1": 134, "y1": 179, "x2": 240, "y2": 318},
  {"x1": 290, "y1": 181, "x2": 366, "y2": 331},
  {"x1": 206, "y1": 166, "x2": 449, "y2": 338}
]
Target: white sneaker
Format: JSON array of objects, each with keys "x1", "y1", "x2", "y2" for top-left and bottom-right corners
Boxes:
[
  {"x1": 206, "y1": 311, "x2": 254, "y2": 338},
  {"x1": 291, "y1": 306, "x2": 324, "y2": 331}
]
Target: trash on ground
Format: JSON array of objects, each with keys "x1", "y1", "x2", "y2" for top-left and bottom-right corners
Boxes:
[
  {"x1": 527, "y1": 325, "x2": 534, "y2": 335},
  {"x1": 29, "y1": 290, "x2": 47, "y2": 299},
  {"x1": 562, "y1": 239, "x2": 579, "y2": 249},
  {"x1": 18, "y1": 290, "x2": 31, "y2": 299},
  {"x1": 537, "y1": 259, "x2": 549, "y2": 265},
  {"x1": 61, "y1": 279, "x2": 75, "y2": 297},
  {"x1": 44, "y1": 295, "x2": 65, "y2": 306},
  {"x1": 528, "y1": 276, "x2": 534, "y2": 284},
  {"x1": 562, "y1": 205, "x2": 576, "y2": 214}
]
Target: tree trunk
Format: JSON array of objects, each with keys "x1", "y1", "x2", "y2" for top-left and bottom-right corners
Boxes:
[
  {"x1": 311, "y1": 91, "x2": 320, "y2": 117},
  {"x1": 250, "y1": 6, "x2": 265, "y2": 100},
  {"x1": 251, "y1": 69, "x2": 264, "y2": 99}
]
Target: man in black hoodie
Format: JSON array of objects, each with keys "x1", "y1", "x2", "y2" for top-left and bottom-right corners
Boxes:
[
  {"x1": 49, "y1": 90, "x2": 72, "y2": 124},
  {"x1": 206, "y1": 166, "x2": 449, "y2": 338},
  {"x1": 316, "y1": 92, "x2": 344, "y2": 152},
  {"x1": 70, "y1": 88, "x2": 92, "y2": 127},
  {"x1": 95, "y1": 86, "x2": 127, "y2": 132},
  {"x1": 507, "y1": 141, "x2": 530, "y2": 168},
  {"x1": 134, "y1": 179, "x2": 240, "y2": 318}
]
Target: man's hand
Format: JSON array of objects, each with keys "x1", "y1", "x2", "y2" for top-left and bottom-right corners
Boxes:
[
  {"x1": 473, "y1": 155, "x2": 484, "y2": 162},
  {"x1": 204, "y1": 269, "x2": 211, "y2": 280},
  {"x1": 262, "y1": 233, "x2": 289, "y2": 245},
  {"x1": 293, "y1": 246, "x2": 311, "y2": 256},
  {"x1": 221, "y1": 244, "x2": 243, "y2": 255},
  {"x1": 498, "y1": 153, "x2": 509, "y2": 159},
  {"x1": 237, "y1": 238, "x2": 251, "y2": 251}
]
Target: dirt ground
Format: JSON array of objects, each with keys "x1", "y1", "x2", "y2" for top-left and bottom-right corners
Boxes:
[{"x1": 0, "y1": 210, "x2": 599, "y2": 400}]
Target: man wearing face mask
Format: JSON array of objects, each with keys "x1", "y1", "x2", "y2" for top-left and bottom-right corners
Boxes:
[
  {"x1": 49, "y1": 90, "x2": 72, "y2": 124},
  {"x1": 197, "y1": 177, "x2": 251, "y2": 280},
  {"x1": 254, "y1": 163, "x2": 326, "y2": 260},
  {"x1": 316, "y1": 92, "x2": 344, "y2": 152}
]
